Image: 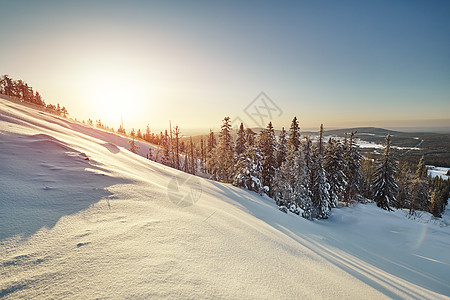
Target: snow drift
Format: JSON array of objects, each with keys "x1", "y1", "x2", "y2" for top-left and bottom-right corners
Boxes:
[{"x1": 1, "y1": 95, "x2": 449, "y2": 299}]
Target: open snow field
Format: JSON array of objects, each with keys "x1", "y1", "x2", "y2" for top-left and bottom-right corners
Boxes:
[{"x1": 1, "y1": 96, "x2": 450, "y2": 299}]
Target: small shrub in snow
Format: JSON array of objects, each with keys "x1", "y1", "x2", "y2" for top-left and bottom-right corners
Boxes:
[{"x1": 279, "y1": 206, "x2": 288, "y2": 213}]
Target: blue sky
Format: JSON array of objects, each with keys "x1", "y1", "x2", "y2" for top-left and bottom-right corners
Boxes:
[{"x1": 1, "y1": 0, "x2": 449, "y2": 133}]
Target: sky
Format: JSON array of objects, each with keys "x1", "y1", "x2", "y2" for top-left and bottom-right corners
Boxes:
[{"x1": 1, "y1": 0, "x2": 449, "y2": 134}]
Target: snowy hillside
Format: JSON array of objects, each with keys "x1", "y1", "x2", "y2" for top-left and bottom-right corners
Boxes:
[{"x1": 1, "y1": 96, "x2": 450, "y2": 299}]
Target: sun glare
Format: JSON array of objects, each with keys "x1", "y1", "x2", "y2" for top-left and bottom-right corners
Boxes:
[{"x1": 87, "y1": 74, "x2": 146, "y2": 127}]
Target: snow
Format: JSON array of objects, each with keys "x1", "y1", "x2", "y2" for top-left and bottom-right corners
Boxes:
[
  {"x1": 1, "y1": 95, "x2": 450, "y2": 299},
  {"x1": 427, "y1": 165, "x2": 450, "y2": 180}
]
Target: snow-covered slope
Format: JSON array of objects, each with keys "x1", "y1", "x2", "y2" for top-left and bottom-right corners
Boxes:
[{"x1": 1, "y1": 95, "x2": 449, "y2": 299}]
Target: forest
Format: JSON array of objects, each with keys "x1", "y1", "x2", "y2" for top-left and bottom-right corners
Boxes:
[
  {"x1": 0, "y1": 75, "x2": 68, "y2": 117},
  {"x1": 116, "y1": 115, "x2": 450, "y2": 220},
  {"x1": 1, "y1": 75, "x2": 448, "y2": 219}
]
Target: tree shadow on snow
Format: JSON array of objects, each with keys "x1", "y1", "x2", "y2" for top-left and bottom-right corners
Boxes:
[{"x1": 206, "y1": 180, "x2": 450, "y2": 298}]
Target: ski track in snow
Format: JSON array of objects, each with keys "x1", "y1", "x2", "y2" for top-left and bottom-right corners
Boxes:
[{"x1": 1, "y1": 95, "x2": 450, "y2": 299}]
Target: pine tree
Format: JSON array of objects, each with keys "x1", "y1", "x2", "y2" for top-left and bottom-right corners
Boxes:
[
  {"x1": 416, "y1": 155, "x2": 427, "y2": 179},
  {"x1": 344, "y1": 131, "x2": 362, "y2": 204},
  {"x1": 128, "y1": 136, "x2": 139, "y2": 154},
  {"x1": 246, "y1": 139, "x2": 264, "y2": 193},
  {"x1": 245, "y1": 128, "x2": 257, "y2": 147},
  {"x1": 274, "y1": 143, "x2": 312, "y2": 218},
  {"x1": 361, "y1": 156, "x2": 376, "y2": 200},
  {"x1": 190, "y1": 136, "x2": 195, "y2": 174},
  {"x1": 288, "y1": 117, "x2": 301, "y2": 152},
  {"x1": 145, "y1": 124, "x2": 151, "y2": 142},
  {"x1": 214, "y1": 117, "x2": 235, "y2": 182},
  {"x1": 200, "y1": 137, "x2": 206, "y2": 172},
  {"x1": 311, "y1": 124, "x2": 330, "y2": 218},
  {"x1": 372, "y1": 134, "x2": 398, "y2": 210},
  {"x1": 324, "y1": 138, "x2": 347, "y2": 207},
  {"x1": 313, "y1": 155, "x2": 330, "y2": 219},
  {"x1": 259, "y1": 122, "x2": 277, "y2": 196},
  {"x1": 206, "y1": 129, "x2": 217, "y2": 175},
  {"x1": 235, "y1": 123, "x2": 247, "y2": 156},
  {"x1": 395, "y1": 162, "x2": 414, "y2": 209},
  {"x1": 409, "y1": 155, "x2": 429, "y2": 214},
  {"x1": 148, "y1": 147, "x2": 153, "y2": 160},
  {"x1": 61, "y1": 106, "x2": 68, "y2": 118},
  {"x1": 173, "y1": 125, "x2": 181, "y2": 170},
  {"x1": 161, "y1": 130, "x2": 171, "y2": 166},
  {"x1": 302, "y1": 136, "x2": 314, "y2": 203},
  {"x1": 276, "y1": 127, "x2": 287, "y2": 169},
  {"x1": 233, "y1": 123, "x2": 264, "y2": 194}
]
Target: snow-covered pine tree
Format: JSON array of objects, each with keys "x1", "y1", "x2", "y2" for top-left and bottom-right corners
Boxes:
[
  {"x1": 274, "y1": 142, "x2": 312, "y2": 218},
  {"x1": 288, "y1": 117, "x2": 301, "y2": 152},
  {"x1": 215, "y1": 117, "x2": 235, "y2": 182},
  {"x1": 302, "y1": 135, "x2": 314, "y2": 206},
  {"x1": 360, "y1": 156, "x2": 375, "y2": 200},
  {"x1": 409, "y1": 155, "x2": 429, "y2": 214},
  {"x1": 161, "y1": 130, "x2": 171, "y2": 166},
  {"x1": 324, "y1": 138, "x2": 347, "y2": 208},
  {"x1": 233, "y1": 123, "x2": 249, "y2": 189},
  {"x1": 276, "y1": 127, "x2": 287, "y2": 169},
  {"x1": 128, "y1": 137, "x2": 139, "y2": 154},
  {"x1": 200, "y1": 137, "x2": 206, "y2": 172},
  {"x1": 189, "y1": 136, "x2": 195, "y2": 175},
  {"x1": 259, "y1": 121, "x2": 277, "y2": 196},
  {"x1": 206, "y1": 129, "x2": 217, "y2": 175},
  {"x1": 245, "y1": 128, "x2": 257, "y2": 147},
  {"x1": 372, "y1": 134, "x2": 398, "y2": 210},
  {"x1": 395, "y1": 162, "x2": 414, "y2": 208},
  {"x1": 148, "y1": 147, "x2": 153, "y2": 160},
  {"x1": 234, "y1": 125, "x2": 263, "y2": 194},
  {"x1": 416, "y1": 155, "x2": 427, "y2": 179},
  {"x1": 235, "y1": 123, "x2": 246, "y2": 156},
  {"x1": 247, "y1": 142, "x2": 264, "y2": 193},
  {"x1": 311, "y1": 124, "x2": 330, "y2": 219},
  {"x1": 172, "y1": 125, "x2": 181, "y2": 170},
  {"x1": 344, "y1": 131, "x2": 362, "y2": 204},
  {"x1": 313, "y1": 155, "x2": 330, "y2": 219}
]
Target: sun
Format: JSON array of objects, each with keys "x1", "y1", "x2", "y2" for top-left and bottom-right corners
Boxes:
[{"x1": 87, "y1": 74, "x2": 145, "y2": 127}]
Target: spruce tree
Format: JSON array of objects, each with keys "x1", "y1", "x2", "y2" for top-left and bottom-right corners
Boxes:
[
  {"x1": 416, "y1": 155, "x2": 427, "y2": 179},
  {"x1": 148, "y1": 147, "x2": 153, "y2": 160},
  {"x1": 235, "y1": 123, "x2": 246, "y2": 156},
  {"x1": 245, "y1": 128, "x2": 256, "y2": 147},
  {"x1": 344, "y1": 131, "x2": 362, "y2": 204},
  {"x1": 311, "y1": 124, "x2": 330, "y2": 218},
  {"x1": 276, "y1": 127, "x2": 287, "y2": 169},
  {"x1": 372, "y1": 134, "x2": 398, "y2": 210},
  {"x1": 409, "y1": 155, "x2": 429, "y2": 214},
  {"x1": 274, "y1": 143, "x2": 312, "y2": 218},
  {"x1": 288, "y1": 117, "x2": 300, "y2": 152},
  {"x1": 215, "y1": 117, "x2": 235, "y2": 182},
  {"x1": 161, "y1": 130, "x2": 171, "y2": 166},
  {"x1": 396, "y1": 162, "x2": 414, "y2": 209},
  {"x1": 206, "y1": 129, "x2": 217, "y2": 175},
  {"x1": 324, "y1": 138, "x2": 347, "y2": 208},
  {"x1": 259, "y1": 122, "x2": 277, "y2": 196},
  {"x1": 128, "y1": 136, "x2": 139, "y2": 154}
]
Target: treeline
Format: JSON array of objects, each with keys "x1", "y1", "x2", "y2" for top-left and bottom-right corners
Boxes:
[
  {"x1": 0, "y1": 75, "x2": 68, "y2": 117},
  {"x1": 201, "y1": 117, "x2": 364, "y2": 219},
  {"x1": 185, "y1": 117, "x2": 448, "y2": 219}
]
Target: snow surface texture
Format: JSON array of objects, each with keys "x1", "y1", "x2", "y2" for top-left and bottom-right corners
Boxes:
[
  {"x1": 1, "y1": 95, "x2": 450, "y2": 299},
  {"x1": 428, "y1": 166, "x2": 450, "y2": 180}
]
